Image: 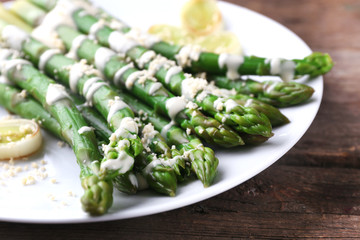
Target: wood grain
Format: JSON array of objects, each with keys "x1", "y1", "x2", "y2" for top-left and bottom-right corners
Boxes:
[{"x1": 0, "y1": 0, "x2": 359, "y2": 239}]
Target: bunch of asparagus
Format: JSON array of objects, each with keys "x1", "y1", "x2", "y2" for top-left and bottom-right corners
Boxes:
[{"x1": 0, "y1": 0, "x2": 333, "y2": 216}]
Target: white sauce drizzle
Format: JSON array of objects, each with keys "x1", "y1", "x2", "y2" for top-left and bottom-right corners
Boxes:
[
  {"x1": 143, "y1": 157, "x2": 175, "y2": 175},
  {"x1": 82, "y1": 77, "x2": 101, "y2": 95},
  {"x1": 218, "y1": 53, "x2": 244, "y2": 80},
  {"x1": 1, "y1": 59, "x2": 31, "y2": 81},
  {"x1": 101, "y1": 139, "x2": 134, "y2": 173},
  {"x1": 161, "y1": 120, "x2": 175, "y2": 139},
  {"x1": 128, "y1": 172, "x2": 138, "y2": 188},
  {"x1": 166, "y1": 97, "x2": 187, "y2": 120},
  {"x1": 1, "y1": 25, "x2": 29, "y2": 51},
  {"x1": 38, "y1": 49, "x2": 61, "y2": 71},
  {"x1": 31, "y1": 0, "x2": 81, "y2": 50},
  {"x1": 78, "y1": 126, "x2": 94, "y2": 135},
  {"x1": 125, "y1": 70, "x2": 147, "y2": 89},
  {"x1": 264, "y1": 81, "x2": 278, "y2": 94},
  {"x1": 244, "y1": 98, "x2": 253, "y2": 107},
  {"x1": 107, "y1": 97, "x2": 130, "y2": 123},
  {"x1": 113, "y1": 117, "x2": 139, "y2": 139},
  {"x1": 94, "y1": 47, "x2": 116, "y2": 72},
  {"x1": 108, "y1": 31, "x2": 138, "y2": 54},
  {"x1": 0, "y1": 49, "x2": 16, "y2": 62},
  {"x1": 165, "y1": 66, "x2": 182, "y2": 84},
  {"x1": 85, "y1": 81, "x2": 107, "y2": 106},
  {"x1": 46, "y1": 83, "x2": 70, "y2": 105},
  {"x1": 68, "y1": 60, "x2": 101, "y2": 93},
  {"x1": 148, "y1": 82, "x2": 163, "y2": 95},
  {"x1": 113, "y1": 62, "x2": 134, "y2": 86},
  {"x1": 66, "y1": 35, "x2": 88, "y2": 59},
  {"x1": 89, "y1": 19, "x2": 106, "y2": 39},
  {"x1": 135, "y1": 173, "x2": 149, "y2": 190},
  {"x1": 136, "y1": 50, "x2": 156, "y2": 68},
  {"x1": 269, "y1": 58, "x2": 296, "y2": 82}
]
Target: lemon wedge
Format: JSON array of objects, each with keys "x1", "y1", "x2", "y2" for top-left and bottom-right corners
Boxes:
[
  {"x1": 148, "y1": 24, "x2": 194, "y2": 45},
  {"x1": 181, "y1": 0, "x2": 223, "y2": 36},
  {"x1": 196, "y1": 31, "x2": 242, "y2": 54},
  {"x1": 0, "y1": 119, "x2": 42, "y2": 160}
]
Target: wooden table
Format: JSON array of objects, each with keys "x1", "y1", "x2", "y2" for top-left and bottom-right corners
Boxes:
[{"x1": 1, "y1": 0, "x2": 359, "y2": 239}]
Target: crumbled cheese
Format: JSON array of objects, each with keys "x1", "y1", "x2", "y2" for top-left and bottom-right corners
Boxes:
[
  {"x1": 175, "y1": 45, "x2": 202, "y2": 68},
  {"x1": 31, "y1": 162, "x2": 39, "y2": 169},
  {"x1": 181, "y1": 77, "x2": 208, "y2": 100},
  {"x1": 22, "y1": 176, "x2": 36, "y2": 185}
]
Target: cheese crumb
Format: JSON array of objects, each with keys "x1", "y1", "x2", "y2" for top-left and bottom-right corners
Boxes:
[
  {"x1": 31, "y1": 162, "x2": 39, "y2": 169},
  {"x1": 50, "y1": 178, "x2": 57, "y2": 184},
  {"x1": 47, "y1": 194, "x2": 56, "y2": 201},
  {"x1": 22, "y1": 176, "x2": 36, "y2": 185},
  {"x1": 57, "y1": 141, "x2": 65, "y2": 148},
  {"x1": 67, "y1": 191, "x2": 76, "y2": 197}
]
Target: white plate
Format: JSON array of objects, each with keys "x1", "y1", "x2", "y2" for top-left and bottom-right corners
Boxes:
[{"x1": 0, "y1": 0, "x2": 322, "y2": 223}]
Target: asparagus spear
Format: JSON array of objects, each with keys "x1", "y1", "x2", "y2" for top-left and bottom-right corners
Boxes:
[
  {"x1": 1, "y1": 7, "x2": 243, "y2": 147},
  {"x1": 25, "y1": 0, "x2": 333, "y2": 80},
  {"x1": 35, "y1": 5, "x2": 273, "y2": 137},
  {"x1": 0, "y1": 20, "x2": 220, "y2": 189},
  {"x1": 0, "y1": 22, "x2": 145, "y2": 181},
  {"x1": 11, "y1": 1, "x2": 274, "y2": 139},
  {"x1": 0, "y1": 82, "x2": 62, "y2": 138},
  {"x1": 208, "y1": 75, "x2": 315, "y2": 108},
  {"x1": 72, "y1": 94, "x2": 183, "y2": 196},
  {"x1": 116, "y1": 89, "x2": 219, "y2": 187},
  {"x1": 0, "y1": 48, "x2": 113, "y2": 215}
]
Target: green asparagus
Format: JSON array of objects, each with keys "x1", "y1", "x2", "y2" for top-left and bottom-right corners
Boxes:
[
  {"x1": 208, "y1": 75, "x2": 315, "y2": 108},
  {"x1": 72, "y1": 94, "x2": 183, "y2": 196},
  {"x1": 116, "y1": 89, "x2": 219, "y2": 187},
  {"x1": 0, "y1": 48, "x2": 113, "y2": 215},
  {"x1": 0, "y1": 82, "x2": 62, "y2": 138},
  {"x1": 40, "y1": 5, "x2": 273, "y2": 138}
]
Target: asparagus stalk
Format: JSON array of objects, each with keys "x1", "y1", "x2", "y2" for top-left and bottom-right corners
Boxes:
[
  {"x1": 1, "y1": 22, "x2": 145, "y2": 181},
  {"x1": 72, "y1": 94, "x2": 183, "y2": 196},
  {"x1": 116, "y1": 89, "x2": 219, "y2": 187},
  {"x1": 60, "y1": 25, "x2": 244, "y2": 146},
  {"x1": 10, "y1": 1, "x2": 270, "y2": 143},
  {"x1": 0, "y1": 82, "x2": 62, "y2": 138},
  {"x1": 36, "y1": 4, "x2": 273, "y2": 138},
  {"x1": 0, "y1": 48, "x2": 113, "y2": 215},
  {"x1": 3, "y1": 11, "x2": 242, "y2": 146},
  {"x1": 208, "y1": 75, "x2": 315, "y2": 108},
  {"x1": 25, "y1": 0, "x2": 333, "y2": 80}
]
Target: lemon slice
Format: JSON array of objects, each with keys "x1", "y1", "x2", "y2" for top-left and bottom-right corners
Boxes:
[
  {"x1": 196, "y1": 31, "x2": 242, "y2": 54},
  {"x1": 181, "y1": 0, "x2": 223, "y2": 36},
  {"x1": 148, "y1": 24, "x2": 194, "y2": 45},
  {"x1": 0, "y1": 119, "x2": 42, "y2": 160}
]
